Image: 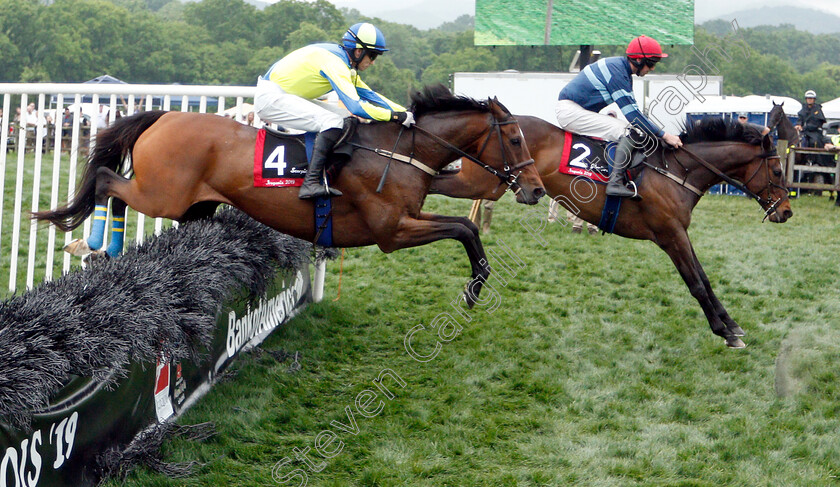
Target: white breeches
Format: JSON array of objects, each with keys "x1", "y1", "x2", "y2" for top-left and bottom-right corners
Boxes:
[
  {"x1": 555, "y1": 99, "x2": 629, "y2": 141},
  {"x1": 254, "y1": 77, "x2": 349, "y2": 133}
]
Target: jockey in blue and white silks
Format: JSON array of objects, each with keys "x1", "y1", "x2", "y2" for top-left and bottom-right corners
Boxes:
[
  {"x1": 255, "y1": 22, "x2": 414, "y2": 199},
  {"x1": 556, "y1": 35, "x2": 683, "y2": 200}
]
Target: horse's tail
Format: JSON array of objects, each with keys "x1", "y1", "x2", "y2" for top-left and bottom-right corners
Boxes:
[{"x1": 33, "y1": 110, "x2": 168, "y2": 232}]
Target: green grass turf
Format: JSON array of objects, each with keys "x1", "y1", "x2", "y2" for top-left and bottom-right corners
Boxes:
[{"x1": 105, "y1": 192, "x2": 840, "y2": 486}]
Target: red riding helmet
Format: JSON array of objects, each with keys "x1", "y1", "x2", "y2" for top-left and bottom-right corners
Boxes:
[{"x1": 625, "y1": 35, "x2": 668, "y2": 60}]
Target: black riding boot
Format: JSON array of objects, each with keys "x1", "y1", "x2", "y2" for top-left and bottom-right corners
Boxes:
[
  {"x1": 299, "y1": 128, "x2": 343, "y2": 199},
  {"x1": 606, "y1": 134, "x2": 641, "y2": 200}
]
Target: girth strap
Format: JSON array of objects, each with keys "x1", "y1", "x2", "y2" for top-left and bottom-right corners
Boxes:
[
  {"x1": 366, "y1": 147, "x2": 438, "y2": 176},
  {"x1": 642, "y1": 161, "x2": 704, "y2": 197}
]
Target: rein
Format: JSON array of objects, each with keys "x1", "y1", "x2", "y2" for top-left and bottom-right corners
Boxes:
[
  {"x1": 353, "y1": 114, "x2": 534, "y2": 195},
  {"x1": 674, "y1": 146, "x2": 787, "y2": 221},
  {"x1": 411, "y1": 116, "x2": 535, "y2": 194}
]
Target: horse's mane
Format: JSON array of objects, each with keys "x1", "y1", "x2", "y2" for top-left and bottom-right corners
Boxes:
[
  {"x1": 409, "y1": 84, "x2": 496, "y2": 117},
  {"x1": 680, "y1": 117, "x2": 764, "y2": 146}
]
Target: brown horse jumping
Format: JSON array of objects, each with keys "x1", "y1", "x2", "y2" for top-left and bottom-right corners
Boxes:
[
  {"x1": 34, "y1": 87, "x2": 545, "y2": 307},
  {"x1": 432, "y1": 116, "x2": 792, "y2": 347}
]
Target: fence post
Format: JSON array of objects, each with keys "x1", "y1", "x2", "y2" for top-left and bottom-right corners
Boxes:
[
  {"x1": 785, "y1": 144, "x2": 795, "y2": 187},
  {"x1": 313, "y1": 259, "x2": 326, "y2": 303}
]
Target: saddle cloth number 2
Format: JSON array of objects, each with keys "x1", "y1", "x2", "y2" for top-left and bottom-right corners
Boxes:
[
  {"x1": 265, "y1": 145, "x2": 287, "y2": 176},
  {"x1": 569, "y1": 143, "x2": 592, "y2": 169}
]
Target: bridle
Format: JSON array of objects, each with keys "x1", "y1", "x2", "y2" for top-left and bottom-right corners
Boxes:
[
  {"x1": 675, "y1": 145, "x2": 788, "y2": 222},
  {"x1": 357, "y1": 106, "x2": 535, "y2": 195},
  {"x1": 411, "y1": 111, "x2": 535, "y2": 195}
]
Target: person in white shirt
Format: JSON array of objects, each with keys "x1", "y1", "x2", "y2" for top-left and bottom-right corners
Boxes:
[{"x1": 96, "y1": 104, "x2": 109, "y2": 129}]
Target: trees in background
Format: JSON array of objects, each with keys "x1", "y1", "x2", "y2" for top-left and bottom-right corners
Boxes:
[{"x1": 2, "y1": 0, "x2": 839, "y2": 105}]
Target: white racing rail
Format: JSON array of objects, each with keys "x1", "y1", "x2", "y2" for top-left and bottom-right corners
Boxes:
[{"x1": 0, "y1": 82, "x2": 326, "y2": 299}]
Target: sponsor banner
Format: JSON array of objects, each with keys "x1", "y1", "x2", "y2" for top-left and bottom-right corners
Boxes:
[{"x1": 0, "y1": 266, "x2": 310, "y2": 487}]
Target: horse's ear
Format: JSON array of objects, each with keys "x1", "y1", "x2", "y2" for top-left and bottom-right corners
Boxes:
[
  {"x1": 489, "y1": 97, "x2": 512, "y2": 116},
  {"x1": 762, "y1": 133, "x2": 775, "y2": 152}
]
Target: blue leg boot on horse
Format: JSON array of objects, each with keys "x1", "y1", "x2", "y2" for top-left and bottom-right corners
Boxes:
[{"x1": 67, "y1": 200, "x2": 127, "y2": 261}]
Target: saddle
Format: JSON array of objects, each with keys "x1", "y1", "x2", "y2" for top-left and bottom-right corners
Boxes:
[
  {"x1": 254, "y1": 119, "x2": 357, "y2": 188},
  {"x1": 557, "y1": 130, "x2": 650, "y2": 234},
  {"x1": 556, "y1": 131, "x2": 646, "y2": 183}
]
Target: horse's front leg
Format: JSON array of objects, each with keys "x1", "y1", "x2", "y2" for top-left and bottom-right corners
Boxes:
[
  {"x1": 420, "y1": 212, "x2": 490, "y2": 297},
  {"x1": 688, "y1": 245, "x2": 745, "y2": 338},
  {"x1": 657, "y1": 229, "x2": 745, "y2": 348},
  {"x1": 377, "y1": 212, "x2": 489, "y2": 309}
]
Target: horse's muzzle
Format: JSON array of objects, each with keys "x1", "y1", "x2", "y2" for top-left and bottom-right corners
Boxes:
[
  {"x1": 515, "y1": 185, "x2": 545, "y2": 205},
  {"x1": 769, "y1": 208, "x2": 793, "y2": 223}
]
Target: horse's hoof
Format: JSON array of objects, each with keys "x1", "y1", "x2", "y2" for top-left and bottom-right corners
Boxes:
[
  {"x1": 463, "y1": 290, "x2": 476, "y2": 310},
  {"x1": 728, "y1": 325, "x2": 746, "y2": 337},
  {"x1": 725, "y1": 336, "x2": 746, "y2": 349},
  {"x1": 64, "y1": 238, "x2": 91, "y2": 257},
  {"x1": 82, "y1": 250, "x2": 109, "y2": 267}
]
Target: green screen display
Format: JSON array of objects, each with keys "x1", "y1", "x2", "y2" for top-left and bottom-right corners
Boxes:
[{"x1": 475, "y1": 0, "x2": 694, "y2": 46}]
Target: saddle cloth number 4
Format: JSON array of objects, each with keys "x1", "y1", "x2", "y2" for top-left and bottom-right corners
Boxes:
[{"x1": 265, "y1": 145, "x2": 287, "y2": 175}]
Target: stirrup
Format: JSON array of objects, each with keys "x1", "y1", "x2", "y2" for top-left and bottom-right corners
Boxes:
[
  {"x1": 299, "y1": 184, "x2": 342, "y2": 199},
  {"x1": 605, "y1": 181, "x2": 641, "y2": 201},
  {"x1": 625, "y1": 181, "x2": 642, "y2": 201}
]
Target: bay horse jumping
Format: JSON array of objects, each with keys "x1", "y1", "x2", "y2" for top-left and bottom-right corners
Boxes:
[
  {"x1": 432, "y1": 116, "x2": 792, "y2": 347},
  {"x1": 34, "y1": 86, "x2": 545, "y2": 307}
]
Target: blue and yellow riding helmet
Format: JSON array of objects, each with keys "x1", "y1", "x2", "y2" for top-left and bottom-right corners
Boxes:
[{"x1": 342, "y1": 23, "x2": 388, "y2": 66}]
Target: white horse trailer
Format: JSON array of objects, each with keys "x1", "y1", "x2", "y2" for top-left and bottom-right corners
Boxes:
[{"x1": 453, "y1": 71, "x2": 723, "y2": 135}]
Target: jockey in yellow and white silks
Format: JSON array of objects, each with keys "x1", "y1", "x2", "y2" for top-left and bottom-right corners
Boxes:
[{"x1": 255, "y1": 22, "x2": 415, "y2": 199}]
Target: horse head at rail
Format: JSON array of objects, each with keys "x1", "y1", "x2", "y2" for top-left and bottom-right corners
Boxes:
[{"x1": 767, "y1": 101, "x2": 800, "y2": 146}]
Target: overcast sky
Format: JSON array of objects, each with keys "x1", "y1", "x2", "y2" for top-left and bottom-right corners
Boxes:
[
  {"x1": 306, "y1": 0, "x2": 840, "y2": 22},
  {"x1": 694, "y1": 0, "x2": 840, "y2": 20}
]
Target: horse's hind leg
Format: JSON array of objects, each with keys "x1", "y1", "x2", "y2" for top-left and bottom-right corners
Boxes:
[
  {"x1": 82, "y1": 170, "x2": 121, "y2": 254},
  {"x1": 105, "y1": 198, "x2": 127, "y2": 257},
  {"x1": 86, "y1": 200, "x2": 109, "y2": 252},
  {"x1": 80, "y1": 168, "x2": 151, "y2": 255},
  {"x1": 94, "y1": 166, "x2": 194, "y2": 221},
  {"x1": 178, "y1": 201, "x2": 221, "y2": 223}
]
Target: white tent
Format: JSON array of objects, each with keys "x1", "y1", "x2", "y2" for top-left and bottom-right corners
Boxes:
[
  {"x1": 740, "y1": 95, "x2": 801, "y2": 115},
  {"x1": 684, "y1": 95, "x2": 744, "y2": 115},
  {"x1": 821, "y1": 96, "x2": 840, "y2": 119},
  {"x1": 685, "y1": 95, "x2": 800, "y2": 116},
  {"x1": 684, "y1": 94, "x2": 800, "y2": 126}
]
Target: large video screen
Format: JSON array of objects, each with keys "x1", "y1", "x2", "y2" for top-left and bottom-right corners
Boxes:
[{"x1": 475, "y1": 0, "x2": 694, "y2": 46}]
